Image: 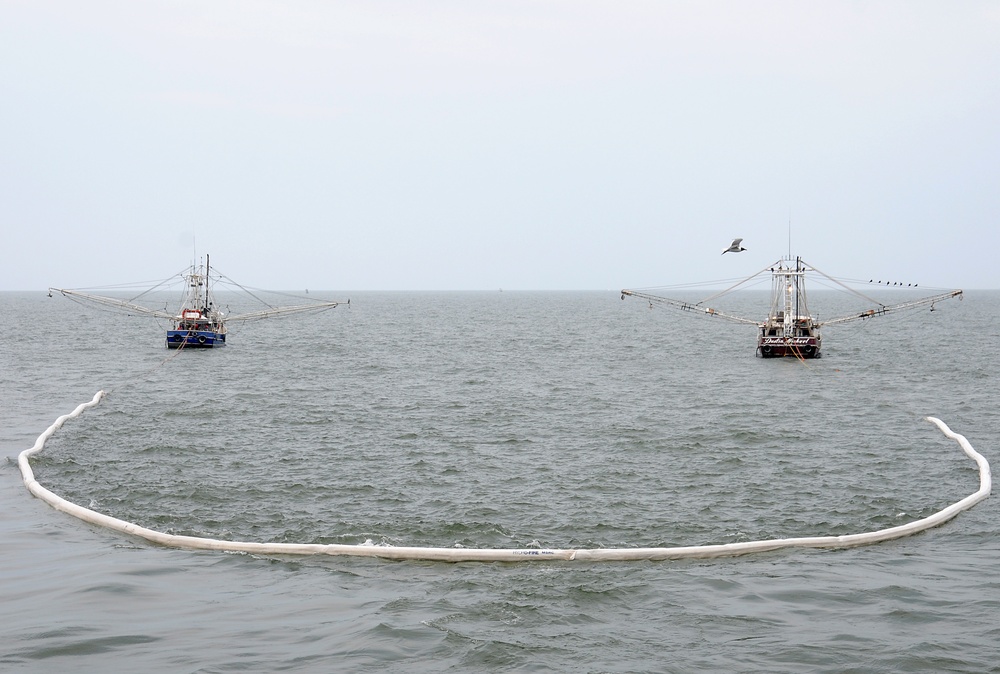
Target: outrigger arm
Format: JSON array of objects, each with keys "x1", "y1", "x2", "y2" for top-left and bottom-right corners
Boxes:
[
  {"x1": 621, "y1": 261, "x2": 780, "y2": 327},
  {"x1": 227, "y1": 300, "x2": 343, "y2": 322},
  {"x1": 817, "y1": 289, "x2": 963, "y2": 327},
  {"x1": 51, "y1": 287, "x2": 344, "y2": 323},
  {"x1": 620, "y1": 289, "x2": 761, "y2": 327},
  {"x1": 48, "y1": 288, "x2": 176, "y2": 319}
]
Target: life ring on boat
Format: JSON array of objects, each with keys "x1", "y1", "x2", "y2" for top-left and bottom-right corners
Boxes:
[
  {"x1": 761, "y1": 345, "x2": 773, "y2": 357},
  {"x1": 197, "y1": 336, "x2": 207, "y2": 344},
  {"x1": 187, "y1": 331, "x2": 197, "y2": 338}
]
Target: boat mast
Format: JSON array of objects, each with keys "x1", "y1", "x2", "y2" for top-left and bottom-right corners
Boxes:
[
  {"x1": 783, "y1": 262, "x2": 793, "y2": 336},
  {"x1": 787, "y1": 213, "x2": 792, "y2": 259},
  {"x1": 772, "y1": 256, "x2": 808, "y2": 337},
  {"x1": 795, "y1": 256, "x2": 802, "y2": 322},
  {"x1": 205, "y1": 254, "x2": 210, "y2": 312}
]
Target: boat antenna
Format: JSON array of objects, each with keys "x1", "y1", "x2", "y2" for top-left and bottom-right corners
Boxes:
[{"x1": 787, "y1": 210, "x2": 792, "y2": 259}]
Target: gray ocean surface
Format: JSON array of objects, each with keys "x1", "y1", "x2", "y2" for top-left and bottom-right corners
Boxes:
[{"x1": 2, "y1": 289, "x2": 998, "y2": 673}]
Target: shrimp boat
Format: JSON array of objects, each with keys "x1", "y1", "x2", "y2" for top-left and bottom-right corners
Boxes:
[
  {"x1": 621, "y1": 256, "x2": 962, "y2": 358},
  {"x1": 49, "y1": 255, "x2": 345, "y2": 349},
  {"x1": 757, "y1": 257, "x2": 820, "y2": 358},
  {"x1": 165, "y1": 255, "x2": 226, "y2": 348}
]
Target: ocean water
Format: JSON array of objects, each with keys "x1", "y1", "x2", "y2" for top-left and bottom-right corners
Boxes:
[{"x1": 2, "y1": 289, "x2": 998, "y2": 672}]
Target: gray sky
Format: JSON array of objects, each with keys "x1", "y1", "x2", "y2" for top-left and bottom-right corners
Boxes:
[{"x1": 3, "y1": 1, "x2": 998, "y2": 291}]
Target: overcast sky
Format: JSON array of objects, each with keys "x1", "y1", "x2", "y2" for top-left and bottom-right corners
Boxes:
[{"x1": 2, "y1": 1, "x2": 998, "y2": 291}]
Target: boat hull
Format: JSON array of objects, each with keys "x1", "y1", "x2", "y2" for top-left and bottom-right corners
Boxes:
[
  {"x1": 166, "y1": 330, "x2": 226, "y2": 349},
  {"x1": 757, "y1": 336, "x2": 820, "y2": 359}
]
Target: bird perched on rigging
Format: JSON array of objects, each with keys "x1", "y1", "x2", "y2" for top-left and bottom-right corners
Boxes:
[{"x1": 722, "y1": 238, "x2": 747, "y2": 254}]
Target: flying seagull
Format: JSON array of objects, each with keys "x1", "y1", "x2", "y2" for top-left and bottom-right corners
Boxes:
[{"x1": 722, "y1": 238, "x2": 747, "y2": 255}]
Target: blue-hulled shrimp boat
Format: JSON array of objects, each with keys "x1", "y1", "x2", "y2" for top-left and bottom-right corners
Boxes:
[
  {"x1": 50, "y1": 254, "x2": 345, "y2": 349},
  {"x1": 165, "y1": 256, "x2": 226, "y2": 349}
]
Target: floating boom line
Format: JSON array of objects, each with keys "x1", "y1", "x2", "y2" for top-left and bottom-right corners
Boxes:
[{"x1": 17, "y1": 392, "x2": 991, "y2": 563}]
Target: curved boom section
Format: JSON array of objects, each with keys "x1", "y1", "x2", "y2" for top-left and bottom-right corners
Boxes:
[{"x1": 18, "y1": 392, "x2": 991, "y2": 563}]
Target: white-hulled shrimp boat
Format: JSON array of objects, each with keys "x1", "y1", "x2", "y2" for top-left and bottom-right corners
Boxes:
[
  {"x1": 756, "y1": 257, "x2": 820, "y2": 358},
  {"x1": 622, "y1": 255, "x2": 962, "y2": 359}
]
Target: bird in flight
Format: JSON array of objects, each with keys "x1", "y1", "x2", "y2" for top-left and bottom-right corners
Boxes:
[{"x1": 722, "y1": 238, "x2": 747, "y2": 254}]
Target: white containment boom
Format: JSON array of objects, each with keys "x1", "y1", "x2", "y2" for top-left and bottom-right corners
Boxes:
[{"x1": 18, "y1": 392, "x2": 991, "y2": 563}]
